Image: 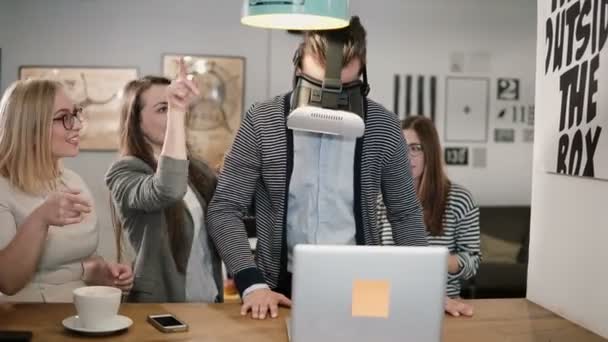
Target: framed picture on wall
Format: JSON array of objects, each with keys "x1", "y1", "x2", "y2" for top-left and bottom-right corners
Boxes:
[
  {"x1": 162, "y1": 54, "x2": 245, "y2": 169},
  {"x1": 19, "y1": 66, "x2": 138, "y2": 151},
  {"x1": 444, "y1": 77, "x2": 489, "y2": 143}
]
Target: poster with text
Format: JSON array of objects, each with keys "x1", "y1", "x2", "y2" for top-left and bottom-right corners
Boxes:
[{"x1": 539, "y1": 0, "x2": 608, "y2": 179}]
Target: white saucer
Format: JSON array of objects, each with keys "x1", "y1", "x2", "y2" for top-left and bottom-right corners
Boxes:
[{"x1": 62, "y1": 315, "x2": 133, "y2": 336}]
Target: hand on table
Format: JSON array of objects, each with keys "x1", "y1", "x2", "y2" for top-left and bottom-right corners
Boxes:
[
  {"x1": 241, "y1": 288, "x2": 292, "y2": 320},
  {"x1": 445, "y1": 297, "x2": 474, "y2": 317}
]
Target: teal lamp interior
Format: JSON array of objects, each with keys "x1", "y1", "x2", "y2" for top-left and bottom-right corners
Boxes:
[{"x1": 241, "y1": 0, "x2": 349, "y2": 30}]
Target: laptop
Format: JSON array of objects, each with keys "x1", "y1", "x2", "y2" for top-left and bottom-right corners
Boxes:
[{"x1": 289, "y1": 245, "x2": 448, "y2": 342}]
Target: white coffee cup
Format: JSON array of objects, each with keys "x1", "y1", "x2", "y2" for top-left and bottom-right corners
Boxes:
[{"x1": 73, "y1": 286, "x2": 122, "y2": 329}]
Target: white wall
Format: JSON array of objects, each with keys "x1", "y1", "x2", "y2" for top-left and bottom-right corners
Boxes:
[
  {"x1": 527, "y1": 0, "x2": 608, "y2": 338},
  {"x1": 0, "y1": 0, "x2": 537, "y2": 260}
]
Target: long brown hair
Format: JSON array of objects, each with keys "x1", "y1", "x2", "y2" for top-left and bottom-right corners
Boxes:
[
  {"x1": 402, "y1": 116, "x2": 450, "y2": 236},
  {"x1": 0, "y1": 79, "x2": 63, "y2": 194},
  {"x1": 112, "y1": 76, "x2": 216, "y2": 272}
]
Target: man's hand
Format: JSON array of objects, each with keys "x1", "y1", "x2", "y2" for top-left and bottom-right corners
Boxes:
[{"x1": 241, "y1": 288, "x2": 292, "y2": 320}]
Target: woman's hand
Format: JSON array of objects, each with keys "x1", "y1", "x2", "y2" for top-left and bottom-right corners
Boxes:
[
  {"x1": 82, "y1": 256, "x2": 134, "y2": 291},
  {"x1": 444, "y1": 297, "x2": 474, "y2": 317},
  {"x1": 32, "y1": 189, "x2": 92, "y2": 227},
  {"x1": 106, "y1": 262, "x2": 134, "y2": 291},
  {"x1": 167, "y1": 58, "x2": 200, "y2": 115}
]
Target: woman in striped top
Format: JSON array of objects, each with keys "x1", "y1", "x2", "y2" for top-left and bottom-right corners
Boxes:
[{"x1": 377, "y1": 116, "x2": 480, "y2": 314}]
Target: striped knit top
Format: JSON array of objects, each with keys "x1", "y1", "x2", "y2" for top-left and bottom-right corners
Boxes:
[
  {"x1": 207, "y1": 93, "x2": 428, "y2": 295},
  {"x1": 377, "y1": 183, "x2": 481, "y2": 298}
]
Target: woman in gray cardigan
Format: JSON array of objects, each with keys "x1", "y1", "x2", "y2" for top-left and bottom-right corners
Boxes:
[{"x1": 105, "y1": 63, "x2": 223, "y2": 303}]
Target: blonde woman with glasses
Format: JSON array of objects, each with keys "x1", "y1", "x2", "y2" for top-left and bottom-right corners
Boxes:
[{"x1": 0, "y1": 79, "x2": 133, "y2": 302}]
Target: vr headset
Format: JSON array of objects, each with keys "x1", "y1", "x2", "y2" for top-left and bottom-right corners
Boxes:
[{"x1": 287, "y1": 31, "x2": 370, "y2": 138}]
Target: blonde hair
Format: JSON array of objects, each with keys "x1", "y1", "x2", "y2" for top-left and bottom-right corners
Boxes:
[{"x1": 0, "y1": 79, "x2": 63, "y2": 194}]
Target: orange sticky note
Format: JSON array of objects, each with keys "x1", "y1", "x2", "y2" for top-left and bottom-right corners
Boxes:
[{"x1": 351, "y1": 279, "x2": 391, "y2": 318}]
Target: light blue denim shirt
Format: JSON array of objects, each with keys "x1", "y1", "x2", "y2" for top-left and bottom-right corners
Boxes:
[{"x1": 286, "y1": 130, "x2": 357, "y2": 271}]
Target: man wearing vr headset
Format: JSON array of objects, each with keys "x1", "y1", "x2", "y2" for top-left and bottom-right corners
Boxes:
[{"x1": 208, "y1": 16, "x2": 472, "y2": 319}]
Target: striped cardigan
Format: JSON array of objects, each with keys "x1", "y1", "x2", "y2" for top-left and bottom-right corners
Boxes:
[
  {"x1": 377, "y1": 183, "x2": 481, "y2": 297},
  {"x1": 207, "y1": 93, "x2": 428, "y2": 295}
]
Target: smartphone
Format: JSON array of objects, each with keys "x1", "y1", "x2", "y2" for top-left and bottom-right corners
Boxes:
[
  {"x1": 147, "y1": 314, "x2": 188, "y2": 333},
  {"x1": 0, "y1": 330, "x2": 33, "y2": 342}
]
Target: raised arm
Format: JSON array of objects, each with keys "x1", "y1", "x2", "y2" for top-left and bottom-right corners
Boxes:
[{"x1": 106, "y1": 58, "x2": 200, "y2": 213}]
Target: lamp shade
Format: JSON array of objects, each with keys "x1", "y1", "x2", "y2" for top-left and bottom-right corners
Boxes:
[{"x1": 241, "y1": 0, "x2": 349, "y2": 30}]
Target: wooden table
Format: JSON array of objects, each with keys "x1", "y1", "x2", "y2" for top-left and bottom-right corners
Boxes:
[{"x1": 0, "y1": 299, "x2": 606, "y2": 341}]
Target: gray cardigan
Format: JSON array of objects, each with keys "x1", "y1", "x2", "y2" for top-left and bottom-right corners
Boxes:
[{"x1": 105, "y1": 155, "x2": 223, "y2": 303}]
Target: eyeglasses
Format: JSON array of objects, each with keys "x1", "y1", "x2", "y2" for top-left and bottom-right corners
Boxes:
[
  {"x1": 53, "y1": 107, "x2": 84, "y2": 130},
  {"x1": 408, "y1": 143, "x2": 423, "y2": 157}
]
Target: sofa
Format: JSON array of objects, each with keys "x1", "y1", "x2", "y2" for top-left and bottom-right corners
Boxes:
[{"x1": 461, "y1": 206, "x2": 531, "y2": 299}]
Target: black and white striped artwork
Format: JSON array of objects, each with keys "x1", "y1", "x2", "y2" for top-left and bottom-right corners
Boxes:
[{"x1": 393, "y1": 74, "x2": 438, "y2": 122}]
